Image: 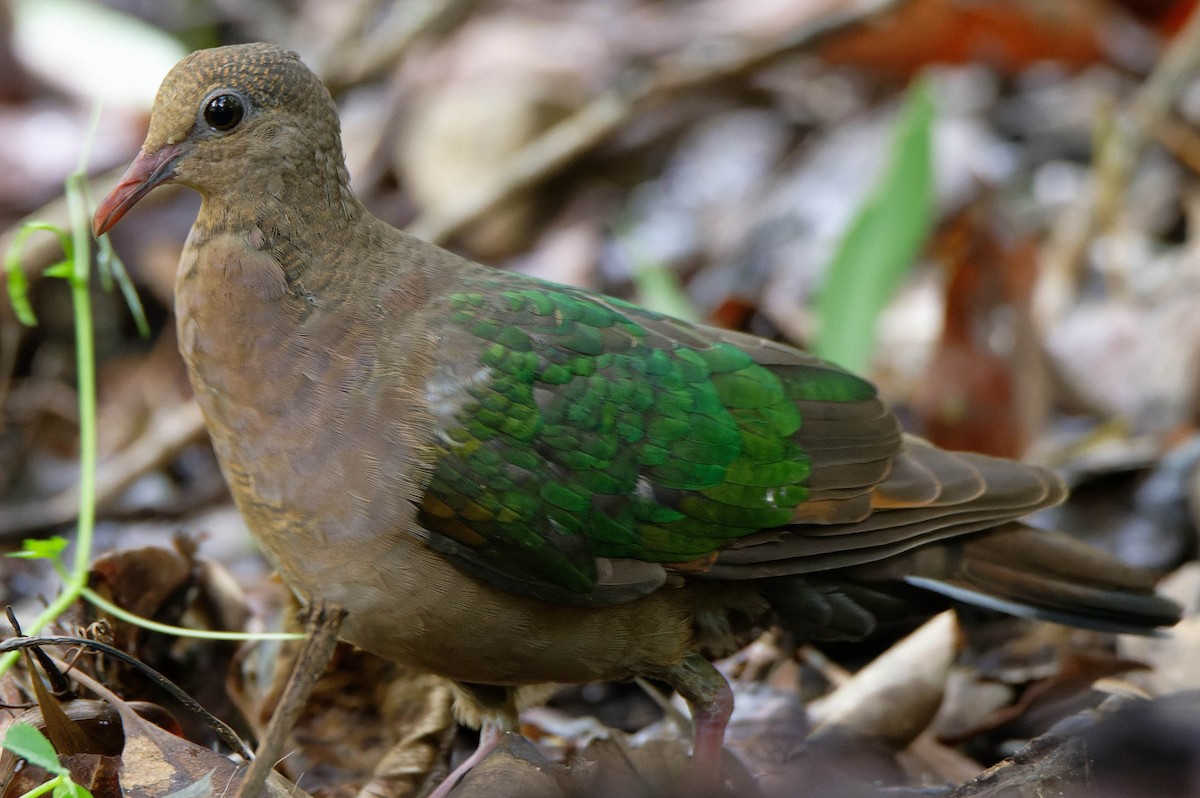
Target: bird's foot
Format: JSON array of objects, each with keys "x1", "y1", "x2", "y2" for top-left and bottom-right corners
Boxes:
[
  {"x1": 425, "y1": 722, "x2": 504, "y2": 798},
  {"x1": 670, "y1": 653, "x2": 736, "y2": 796}
]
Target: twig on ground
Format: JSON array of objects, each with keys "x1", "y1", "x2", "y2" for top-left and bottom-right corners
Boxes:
[
  {"x1": 1037, "y1": 1, "x2": 1200, "y2": 326},
  {"x1": 235, "y1": 601, "x2": 346, "y2": 798},
  {"x1": 318, "y1": 0, "x2": 483, "y2": 91},
  {"x1": 406, "y1": 0, "x2": 907, "y2": 246}
]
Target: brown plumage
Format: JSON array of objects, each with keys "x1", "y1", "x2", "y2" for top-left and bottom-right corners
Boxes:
[{"x1": 94, "y1": 43, "x2": 1179, "y2": 796}]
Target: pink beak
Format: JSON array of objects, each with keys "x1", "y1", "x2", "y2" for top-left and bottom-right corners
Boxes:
[{"x1": 93, "y1": 143, "x2": 185, "y2": 237}]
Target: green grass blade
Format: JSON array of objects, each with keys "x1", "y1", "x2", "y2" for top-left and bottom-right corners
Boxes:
[
  {"x1": 813, "y1": 75, "x2": 936, "y2": 374},
  {"x1": 632, "y1": 259, "x2": 698, "y2": 323},
  {"x1": 97, "y1": 236, "x2": 150, "y2": 337}
]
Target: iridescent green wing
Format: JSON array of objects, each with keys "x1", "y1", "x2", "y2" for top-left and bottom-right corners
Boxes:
[{"x1": 417, "y1": 273, "x2": 888, "y2": 605}]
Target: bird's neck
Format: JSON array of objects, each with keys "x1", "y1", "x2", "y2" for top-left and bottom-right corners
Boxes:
[{"x1": 192, "y1": 173, "x2": 367, "y2": 285}]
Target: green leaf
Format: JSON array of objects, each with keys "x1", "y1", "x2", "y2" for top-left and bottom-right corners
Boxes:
[
  {"x1": 97, "y1": 237, "x2": 150, "y2": 337},
  {"x1": 813, "y1": 75, "x2": 936, "y2": 374},
  {"x1": 3, "y1": 722, "x2": 65, "y2": 774},
  {"x1": 5, "y1": 256, "x2": 36, "y2": 326},
  {"x1": 5, "y1": 224, "x2": 67, "y2": 326},
  {"x1": 9, "y1": 536, "x2": 70, "y2": 561},
  {"x1": 43, "y1": 261, "x2": 73, "y2": 279}
]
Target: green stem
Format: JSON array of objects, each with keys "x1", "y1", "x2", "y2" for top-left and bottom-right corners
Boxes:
[
  {"x1": 80, "y1": 588, "x2": 304, "y2": 642},
  {"x1": 11, "y1": 774, "x2": 62, "y2": 798},
  {"x1": 1, "y1": 113, "x2": 102, "y2": 675},
  {"x1": 0, "y1": 180, "x2": 94, "y2": 676},
  {"x1": 66, "y1": 173, "x2": 96, "y2": 587}
]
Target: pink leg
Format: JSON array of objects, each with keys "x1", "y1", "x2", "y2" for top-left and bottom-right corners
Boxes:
[
  {"x1": 426, "y1": 721, "x2": 504, "y2": 798},
  {"x1": 669, "y1": 654, "x2": 734, "y2": 795},
  {"x1": 689, "y1": 680, "x2": 733, "y2": 790}
]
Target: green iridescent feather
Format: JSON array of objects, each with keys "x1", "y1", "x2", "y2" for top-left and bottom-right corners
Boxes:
[{"x1": 418, "y1": 275, "x2": 875, "y2": 595}]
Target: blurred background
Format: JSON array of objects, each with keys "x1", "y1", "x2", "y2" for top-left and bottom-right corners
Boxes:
[{"x1": 4, "y1": 1, "x2": 1200, "y2": 796}]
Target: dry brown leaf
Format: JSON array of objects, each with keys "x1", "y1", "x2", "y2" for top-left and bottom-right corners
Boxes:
[{"x1": 809, "y1": 610, "x2": 959, "y2": 749}]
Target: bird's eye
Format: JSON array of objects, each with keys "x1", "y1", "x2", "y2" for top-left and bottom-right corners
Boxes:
[{"x1": 204, "y1": 94, "x2": 244, "y2": 132}]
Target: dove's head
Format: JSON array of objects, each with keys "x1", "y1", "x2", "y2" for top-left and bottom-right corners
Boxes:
[{"x1": 94, "y1": 43, "x2": 352, "y2": 236}]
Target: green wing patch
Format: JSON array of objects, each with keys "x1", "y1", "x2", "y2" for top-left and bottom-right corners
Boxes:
[{"x1": 420, "y1": 277, "x2": 841, "y2": 596}]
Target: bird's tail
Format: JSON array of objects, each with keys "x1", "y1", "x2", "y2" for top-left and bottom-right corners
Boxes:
[{"x1": 868, "y1": 521, "x2": 1181, "y2": 635}]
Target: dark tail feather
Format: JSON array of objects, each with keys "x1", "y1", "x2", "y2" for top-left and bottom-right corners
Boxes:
[{"x1": 859, "y1": 522, "x2": 1181, "y2": 636}]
